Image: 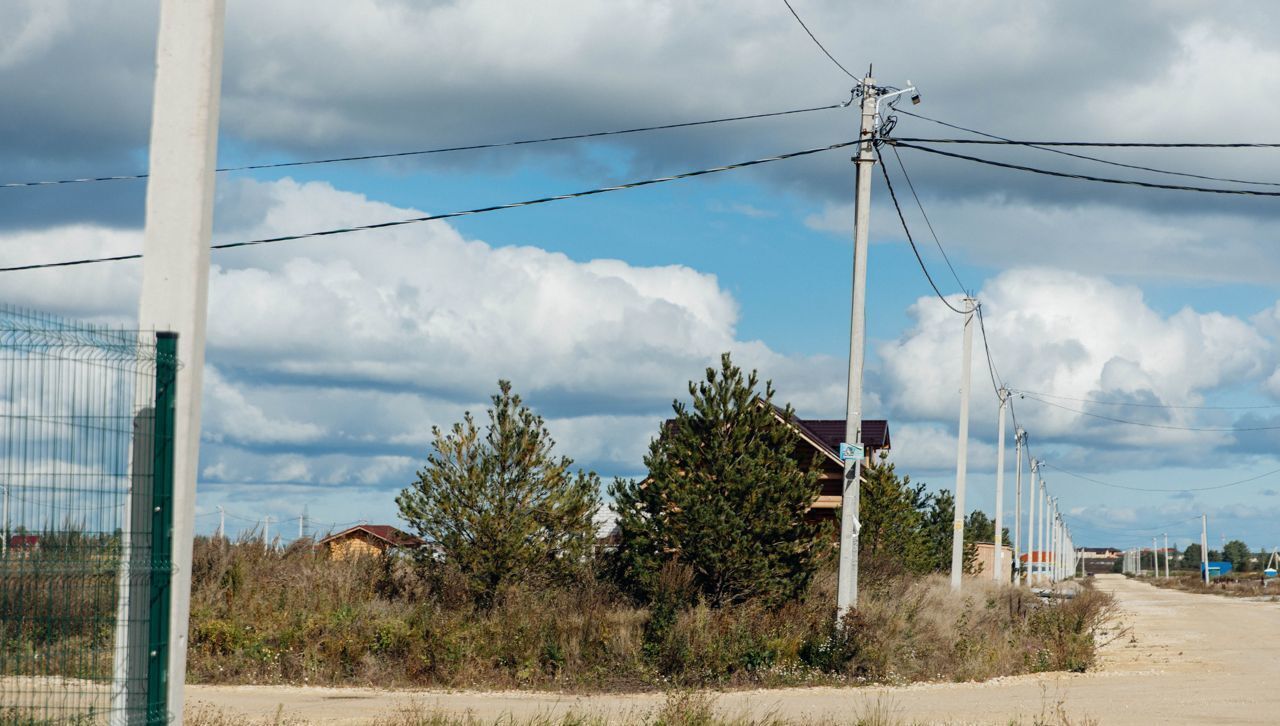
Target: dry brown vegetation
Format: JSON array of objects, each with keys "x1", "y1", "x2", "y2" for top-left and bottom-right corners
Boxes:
[
  {"x1": 184, "y1": 536, "x2": 1114, "y2": 692},
  {"x1": 1144, "y1": 572, "x2": 1280, "y2": 600}
]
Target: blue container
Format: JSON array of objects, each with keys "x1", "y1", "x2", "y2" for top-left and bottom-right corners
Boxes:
[{"x1": 1201, "y1": 561, "x2": 1233, "y2": 577}]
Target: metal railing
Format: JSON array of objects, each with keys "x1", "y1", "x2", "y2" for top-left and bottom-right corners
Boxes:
[{"x1": 0, "y1": 306, "x2": 178, "y2": 724}]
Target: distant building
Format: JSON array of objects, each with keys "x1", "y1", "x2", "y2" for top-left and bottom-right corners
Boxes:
[
  {"x1": 6, "y1": 534, "x2": 39, "y2": 556},
  {"x1": 318, "y1": 524, "x2": 423, "y2": 560},
  {"x1": 971, "y1": 542, "x2": 1014, "y2": 581},
  {"x1": 1080, "y1": 547, "x2": 1120, "y2": 560},
  {"x1": 1020, "y1": 550, "x2": 1054, "y2": 585}
]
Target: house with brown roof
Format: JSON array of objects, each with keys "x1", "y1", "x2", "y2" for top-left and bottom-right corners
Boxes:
[
  {"x1": 660, "y1": 403, "x2": 890, "y2": 523},
  {"x1": 779, "y1": 413, "x2": 890, "y2": 522},
  {"x1": 318, "y1": 524, "x2": 423, "y2": 560}
]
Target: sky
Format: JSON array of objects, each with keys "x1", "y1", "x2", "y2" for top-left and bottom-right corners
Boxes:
[{"x1": 4, "y1": 0, "x2": 1280, "y2": 551}]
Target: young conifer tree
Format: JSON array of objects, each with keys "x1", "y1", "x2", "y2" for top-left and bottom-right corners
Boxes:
[
  {"x1": 397, "y1": 380, "x2": 600, "y2": 606},
  {"x1": 610, "y1": 354, "x2": 830, "y2": 608}
]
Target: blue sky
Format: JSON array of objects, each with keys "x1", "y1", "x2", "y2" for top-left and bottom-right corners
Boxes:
[{"x1": 5, "y1": 0, "x2": 1280, "y2": 552}]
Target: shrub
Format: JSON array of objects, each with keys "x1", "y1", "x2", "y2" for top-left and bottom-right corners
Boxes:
[{"x1": 182, "y1": 539, "x2": 1113, "y2": 691}]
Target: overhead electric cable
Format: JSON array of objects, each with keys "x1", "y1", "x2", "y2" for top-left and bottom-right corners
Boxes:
[
  {"x1": 0, "y1": 101, "x2": 849, "y2": 189},
  {"x1": 1009, "y1": 388, "x2": 1280, "y2": 411},
  {"x1": 893, "y1": 107, "x2": 1280, "y2": 187},
  {"x1": 0, "y1": 140, "x2": 858, "y2": 272},
  {"x1": 780, "y1": 0, "x2": 857, "y2": 79},
  {"x1": 890, "y1": 141, "x2": 1280, "y2": 197},
  {"x1": 874, "y1": 147, "x2": 966, "y2": 314},
  {"x1": 1019, "y1": 393, "x2": 1280, "y2": 432},
  {"x1": 886, "y1": 143, "x2": 967, "y2": 291},
  {"x1": 1043, "y1": 461, "x2": 1280, "y2": 493},
  {"x1": 974, "y1": 302, "x2": 1006, "y2": 401}
]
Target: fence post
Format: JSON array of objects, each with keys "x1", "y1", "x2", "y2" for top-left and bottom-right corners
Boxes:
[{"x1": 146, "y1": 332, "x2": 178, "y2": 724}]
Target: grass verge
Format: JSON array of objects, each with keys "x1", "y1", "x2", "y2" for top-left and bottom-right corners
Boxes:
[{"x1": 180, "y1": 538, "x2": 1115, "y2": 691}]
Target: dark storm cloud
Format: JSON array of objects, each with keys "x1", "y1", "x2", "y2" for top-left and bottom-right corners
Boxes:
[{"x1": 8, "y1": 0, "x2": 1280, "y2": 234}]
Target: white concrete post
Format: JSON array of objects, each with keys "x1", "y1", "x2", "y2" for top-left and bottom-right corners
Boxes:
[
  {"x1": 1027, "y1": 458, "x2": 1037, "y2": 585},
  {"x1": 836, "y1": 76, "x2": 879, "y2": 620},
  {"x1": 993, "y1": 390, "x2": 1007, "y2": 583},
  {"x1": 134, "y1": 1, "x2": 225, "y2": 721},
  {"x1": 949, "y1": 298, "x2": 976, "y2": 591}
]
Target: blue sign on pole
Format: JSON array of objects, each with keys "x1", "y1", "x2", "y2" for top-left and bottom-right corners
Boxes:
[{"x1": 839, "y1": 442, "x2": 864, "y2": 461}]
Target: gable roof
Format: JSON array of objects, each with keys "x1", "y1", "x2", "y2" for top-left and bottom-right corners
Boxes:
[
  {"x1": 790, "y1": 418, "x2": 890, "y2": 457},
  {"x1": 318, "y1": 524, "x2": 423, "y2": 548},
  {"x1": 662, "y1": 400, "x2": 891, "y2": 466}
]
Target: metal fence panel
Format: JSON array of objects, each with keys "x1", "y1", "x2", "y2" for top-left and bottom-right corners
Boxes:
[{"x1": 0, "y1": 306, "x2": 178, "y2": 724}]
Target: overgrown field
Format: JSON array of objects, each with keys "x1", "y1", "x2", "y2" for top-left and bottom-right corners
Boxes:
[{"x1": 184, "y1": 537, "x2": 1114, "y2": 691}]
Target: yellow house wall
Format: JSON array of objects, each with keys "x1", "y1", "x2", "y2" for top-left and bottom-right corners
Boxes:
[{"x1": 326, "y1": 532, "x2": 386, "y2": 560}]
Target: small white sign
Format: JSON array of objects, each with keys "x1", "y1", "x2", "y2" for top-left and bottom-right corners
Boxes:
[{"x1": 839, "y1": 442, "x2": 864, "y2": 461}]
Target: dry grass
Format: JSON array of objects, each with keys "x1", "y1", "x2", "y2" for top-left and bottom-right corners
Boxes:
[
  {"x1": 1146, "y1": 572, "x2": 1280, "y2": 600},
  {"x1": 182, "y1": 538, "x2": 1115, "y2": 693}
]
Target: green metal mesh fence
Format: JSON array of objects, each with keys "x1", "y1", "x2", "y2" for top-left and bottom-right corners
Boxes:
[{"x1": 0, "y1": 306, "x2": 178, "y2": 724}]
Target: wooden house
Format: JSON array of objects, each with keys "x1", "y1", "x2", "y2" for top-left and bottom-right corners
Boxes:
[
  {"x1": 778, "y1": 413, "x2": 890, "y2": 523},
  {"x1": 656, "y1": 404, "x2": 891, "y2": 524},
  {"x1": 317, "y1": 524, "x2": 423, "y2": 560}
]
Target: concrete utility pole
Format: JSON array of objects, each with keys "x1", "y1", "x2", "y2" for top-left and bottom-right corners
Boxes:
[
  {"x1": 1013, "y1": 428, "x2": 1024, "y2": 584},
  {"x1": 113, "y1": 1, "x2": 224, "y2": 722},
  {"x1": 949, "y1": 297, "x2": 977, "y2": 591},
  {"x1": 217, "y1": 505, "x2": 224, "y2": 540},
  {"x1": 1164, "y1": 533, "x2": 1170, "y2": 578},
  {"x1": 836, "y1": 75, "x2": 878, "y2": 620},
  {"x1": 1034, "y1": 478, "x2": 1043, "y2": 584},
  {"x1": 1040, "y1": 478, "x2": 1049, "y2": 583},
  {"x1": 1050, "y1": 504, "x2": 1058, "y2": 583},
  {"x1": 263, "y1": 515, "x2": 271, "y2": 550},
  {"x1": 1, "y1": 483, "x2": 7, "y2": 558},
  {"x1": 1201, "y1": 514, "x2": 1210, "y2": 584},
  {"x1": 993, "y1": 389, "x2": 1008, "y2": 583},
  {"x1": 1027, "y1": 458, "x2": 1037, "y2": 585}
]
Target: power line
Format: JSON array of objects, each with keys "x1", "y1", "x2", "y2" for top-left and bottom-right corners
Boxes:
[
  {"x1": 874, "y1": 146, "x2": 966, "y2": 314},
  {"x1": 974, "y1": 302, "x2": 1006, "y2": 401},
  {"x1": 1009, "y1": 388, "x2": 1280, "y2": 411},
  {"x1": 1043, "y1": 461, "x2": 1280, "y2": 493},
  {"x1": 1, "y1": 101, "x2": 849, "y2": 189},
  {"x1": 886, "y1": 142, "x2": 967, "y2": 292},
  {"x1": 893, "y1": 108, "x2": 1280, "y2": 187},
  {"x1": 780, "y1": 0, "x2": 857, "y2": 80},
  {"x1": 0, "y1": 140, "x2": 858, "y2": 273},
  {"x1": 889, "y1": 141, "x2": 1280, "y2": 198},
  {"x1": 1018, "y1": 393, "x2": 1280, "y2": 432}
]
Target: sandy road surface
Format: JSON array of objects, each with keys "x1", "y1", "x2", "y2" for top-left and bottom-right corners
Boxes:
[{"x1": 188, "y1": 575, "x2": 1280, "y2": 724}]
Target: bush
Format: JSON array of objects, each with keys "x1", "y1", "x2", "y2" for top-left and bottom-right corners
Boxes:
[{"x1": 183, "y1": 537, "x2": 1114, "y2": 691}]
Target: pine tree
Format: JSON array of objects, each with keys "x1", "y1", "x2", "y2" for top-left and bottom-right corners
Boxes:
[
  {"x1": 396, "y1": 380, "x2": 600, "y2": 606},
  {"x1": 857, "y1": 458, "x2": 932, "y2": 580},
  {"x1": 920, "y1": 490, "x2": 978, "y2": 574},
  {"x1": 609, "y1": 354, "x2": 831, "y2": 608}
]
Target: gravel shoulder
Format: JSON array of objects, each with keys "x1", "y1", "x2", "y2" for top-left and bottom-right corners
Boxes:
[{"x1": 187, "y1": 574, "x2": 1280, "y2": 724}]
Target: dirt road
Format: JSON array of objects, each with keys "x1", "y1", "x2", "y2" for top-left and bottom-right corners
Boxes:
[{"x1": 188, "y1": 575, "x2": 1280, "y2": 724}]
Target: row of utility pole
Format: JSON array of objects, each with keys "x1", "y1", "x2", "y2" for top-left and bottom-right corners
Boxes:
[
  {"x1": 1122, "y1": 514, "x2": 1211, "y2": 585},
  {"x1": 210, "y1": 505, "x2": 315, "y2": 545},
  {"x1": 837, "y1": 74, "x2": 1078, "y2": 622}
]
